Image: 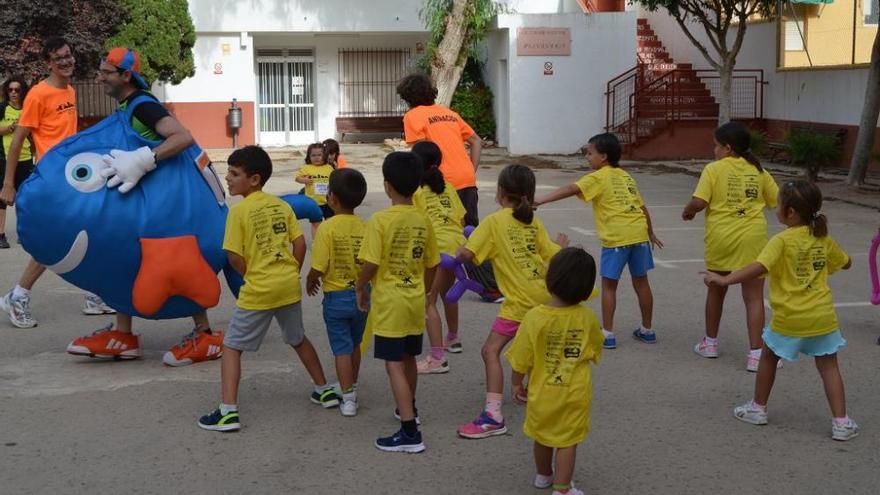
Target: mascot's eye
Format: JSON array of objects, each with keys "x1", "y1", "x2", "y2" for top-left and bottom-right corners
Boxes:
[{"x1": 65, "y1": 152, "x2": 108, "y2": 193}]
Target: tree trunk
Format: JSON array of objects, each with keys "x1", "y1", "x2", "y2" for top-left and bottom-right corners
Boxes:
[
  {"x1": 717, "y1": 64, "x2": 733, "y2": 126},
  {"x1": 847, "y1": 27, "x2": 880, "y2": 187},
  {"x1": 432, "y1": 0, "x2": 469, "y2": 107}
]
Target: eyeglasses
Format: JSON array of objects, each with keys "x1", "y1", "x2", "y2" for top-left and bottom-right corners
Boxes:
[
  {"x1": 98, "y1": 67, "x2": 124, "y2": 76},
  {"x1": 50, "y1": 54, "x2": 75, "y2": 63}
]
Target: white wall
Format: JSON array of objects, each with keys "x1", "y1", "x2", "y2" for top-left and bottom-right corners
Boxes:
[
  {"x1": 487, "y1": 12, "x2": 637, "y2": 154},
  {"x1": 640, "y1": 10, "x2": 872, "y2": 126},
  {"x1": 161, "y1": 34, "x2": 256, "y2": 104}
]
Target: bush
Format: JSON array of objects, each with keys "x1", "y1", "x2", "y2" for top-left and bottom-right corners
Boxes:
[
  {"x1": 451, "y1": 85, "x2": 495, "y2": 141},
  {"x1": 748, "y1": 128, "x2": 767, "y2": 156},
  {"x1": 785, "y1": 128, "x2": 842, "y2": 182}
]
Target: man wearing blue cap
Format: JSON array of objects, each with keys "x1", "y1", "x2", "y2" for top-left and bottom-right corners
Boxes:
[{"x1": 65, "y1": 47, "x2": 226, "y2": 367}]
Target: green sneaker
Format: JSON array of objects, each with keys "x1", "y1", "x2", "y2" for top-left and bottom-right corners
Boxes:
[
  {"x1": 311, "y1": 388, "x2": 340, "y2": 408},
  {"x1": 198, "y1": 408, "x2": 240, "y2": 432}
]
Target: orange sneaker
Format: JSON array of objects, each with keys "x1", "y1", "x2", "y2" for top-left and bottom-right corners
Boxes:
[
  {"x1": 163, "y1": 328, "x2": 224, "y2": 367},
  {"x1": 67, "y1": 325, "x2": 142, "y2": 360}
]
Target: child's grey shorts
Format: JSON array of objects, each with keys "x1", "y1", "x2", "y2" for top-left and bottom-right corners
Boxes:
[{"x1": 223, "y1": 302, "x2": 305, "y2": 352}]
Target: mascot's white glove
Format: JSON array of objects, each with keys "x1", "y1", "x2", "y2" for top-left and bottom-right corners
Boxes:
[{"x1": 100, "y1": 146, "x2": 157, "y2": 194}]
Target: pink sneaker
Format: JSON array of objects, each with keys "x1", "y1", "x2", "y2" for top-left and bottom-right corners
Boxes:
[
  {"x1": 416, "y1": 355, "x2": 450, "y2": 374},
  {"x1": 457, "y1": 411, "x2": 507, "y2": 439},
  {"x1": 694, "y1": 337, "x2": 718, "y2": 358}
]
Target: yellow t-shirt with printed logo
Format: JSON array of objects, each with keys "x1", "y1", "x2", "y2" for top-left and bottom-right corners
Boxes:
[
  {"x1": 311, "y1": 214, "x2": 365, "y2": 292},
  {"x1": 358, "y1": 205, "x2": 440, "y2": 338},
  {"x1": 505, "y1": 303, "x2": 603, "y2": 448},
  {"x1": 413, "y1": 182, "x2": 466, "y2": 255},
  {"x1": 223, "y1": 191, "x2": 303, "y2": 310},
  {"x1": 693, "y1": 157, "x2": 779, "y2": 271},
  {"x1": 575, "y1": 166, "x2": 649, "y2": 248},
  {"x1": 1, "y1": 105, "x2": 32, "y2": 161},
  {"x1": 296, "y1": 164, "x2": 334, "y2": 205},
  {"x1": 756, "y1": 226, "x2": 849, "y2": 337},
  {"x1": 466, "y1": 208, "x2": 561, "y2": 322}
]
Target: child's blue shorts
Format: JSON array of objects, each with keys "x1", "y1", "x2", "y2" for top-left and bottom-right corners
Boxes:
[
  {"x1": 322, "y1": 289, "x2": 367, "y2": 356},
  {"x1": 600, "y1": 241, "x2": 654, "y2": 280},
  {"x1": 763, "y1": 326, "x2": 846, "y2": 362}
]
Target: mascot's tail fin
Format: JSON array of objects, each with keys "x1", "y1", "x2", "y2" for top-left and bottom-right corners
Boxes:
[{"x1": 223, "y1": 261, "x2": 244, "y2": 299}]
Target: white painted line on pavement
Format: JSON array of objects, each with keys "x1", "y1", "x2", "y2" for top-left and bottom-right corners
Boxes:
[
  {"x1": 571, "y1": 227, "x2": 596, "y2": 236},
  {"x1": 653, "y1": 259, "x2": 677, "y2": 269},
  {"x1": 653, "y1": 258, "x2": 705, "y2": 264}
]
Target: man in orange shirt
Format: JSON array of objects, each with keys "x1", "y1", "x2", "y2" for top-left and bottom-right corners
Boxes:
[
  {"x1": 0, "y1": 37, "x2": 115, "y2": 329},
  {"x1": 397, "y1": 74, "x2": 482, "y2": 226}
]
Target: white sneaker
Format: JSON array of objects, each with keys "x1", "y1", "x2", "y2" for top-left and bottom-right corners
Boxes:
[
  {"x1": 0, "y1": 291, "x2": 37, "y2": 328},
  {"x1": 694, "y1": 337, "x2": 719, "y2": 358},
  {"x1": 733, "y1": 401, "x2": 768, "y2": 425},
  {"x1": 534, "y1": 473, "x2": 553, "y2": 489},
  {"x1": 831, "y1": 418, "x2": 859, "y2": 441},
  {"x1": 82, "y1": 293, "x2": 116, "y2": 315},
  {"x1": 552, "y1": 486, "x2": 583, "y2": 495},
  {"x1": 340, "y1": 399, "x2": 358, "y2": 417}
]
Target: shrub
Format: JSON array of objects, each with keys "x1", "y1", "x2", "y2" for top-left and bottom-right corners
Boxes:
[{"x1": 785, "y1": 128, "x2": 842, "y2": 182}]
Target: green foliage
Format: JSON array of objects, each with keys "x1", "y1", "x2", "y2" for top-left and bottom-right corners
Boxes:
[
  {"x1": 748, "y1": 128, "x2": 767, "y2": 156},
  {"x1": 635, "y1": 0, "x2": 775, "y2": 21},
  {"x1": 785, "y1": 128, "x2": 843, "y2": 180},
  {"x1": 420, "y1": 0, "x2": 507, "y2": 67},
  {"x1": 106, "y1": 0, "x2": 196, "y2": 85},
  {"x1": 450, "y1": 59, "x2": 495, "y2": 139}
]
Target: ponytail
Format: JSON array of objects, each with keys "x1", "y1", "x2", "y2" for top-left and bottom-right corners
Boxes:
[
  {"x1": 411, "y1": 141, "x2": 445, "y2": 194},
  {"x1": 809, "y1": 212, "x2": 828, "y2": 238},
  {"x1": 498, "y1": 164, "x2": 537, "y2": 225},
  {"x1": 780, "y1": 180, "x2": 828, "y2": 238},
  {"x1": 715, "y1": 122, "x2": 762, "y2": 172},
  {"x1": 740, "y1": 149, "x2": 763, "y2": 172},
  {"x1": 423, "y1": 165, "x2": 445, "y2": 194},
  {"x1": 513, "y1": 194, "x2": 535, "y2": 224}
]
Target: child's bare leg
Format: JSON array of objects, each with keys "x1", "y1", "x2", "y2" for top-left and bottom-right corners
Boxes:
[
  {"x1": 116, "y1": 313, "x2": 133, "y2": 333},
  {"x1": 352, "y1": 345, "x2": 362, "y2": 384},
  {"x1": 601, "y1": 277, "x2": 619, "y2": 331},
  {"x1": 435, "y1": 268, "x2": 458, "y2": 337},
  {"x1": 631, "y1": 275, "x2": 653, "y2": 329},
  {"x1": 404, "y1": 355, "x2": 417, "y2": 396},
  {"x1": 705, "y1": 271, "x2": 730, "y2": 339},
  {"x1": 534, "y1": 441, "x2": 554, "y2": 477},
  {"x1": 815, "y1": 353, "x2": 847, "y2": 417},
  {"x1": 753, "y1": 343, "x2": 780, "y2": 406},
  {"x1": 553, "y1": 446, "x2": 578, "y2": 489},
  {"x1": 335, "y1": 354, "x2": 355, "y2": 391},
  {"x1": 482, "y1": 332, "x2": 514, "y2": 394},
  {"x1": 387, "y1": 360, "x2": 415, "y2": 419},
  {"x1": 741, "y1": 278, "x2": 765, "y2": 349},
  {"x1": 425, "y1": 290, "x2": 444, "y2": 350},
  {"x1": 291, "y1": 336, "x2": 328, "y2": 386},
  {"x1": 221, "y1": 347, "x2": 242, "y2": 405}
]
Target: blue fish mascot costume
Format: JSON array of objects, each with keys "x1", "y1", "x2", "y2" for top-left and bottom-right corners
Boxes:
[{"x1": 15, "y1": 94, "x2": 242, "y2": 319}]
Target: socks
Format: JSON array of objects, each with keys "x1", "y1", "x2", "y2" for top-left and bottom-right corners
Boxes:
[
  {"x1": 601, "y1": 328, "x2": 614, "y2": 338},
  {"x1": 749, "y1": 400, "x2": 767, "y2": 412},
  {"x1": 705, "y1": 336, "x2": 718, "y2": 345},
  {"x1": 485, "y1": 392, "x2": 504, "y2": 421},
  {"x1": 640, "y1": 325, "x2": 654, "y2": 334},
  {"x1": 11, "y1": 285, "x2": 29, "y2": 301},
  {"x1": 749, "y1": 348, "x2": 762, "y2": 359},
  {"x1": 219, "y1": 403, "x2": 238, "y2": 415},
  {"x1": 552, "y1": 484, "x2": 571, "y2": 493},
  {"x1": 401, "y1": 419, "x2": 418, "y2": 435},
  {"x1": 430, "y1": 346, "x2": 445, "y2": 361},
  {"x1": 446, "y1": 331, "x2": 459, "y2": 342},
  {"x1": 832, "y1": 416, "x2": 851, "y2": 426},
  {"x1": 314, "y1": 383, "x2": 332, "y2": 394}
]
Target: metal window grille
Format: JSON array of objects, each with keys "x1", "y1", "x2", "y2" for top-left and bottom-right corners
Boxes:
[
  {"x1": 338, "y1": 48, "x2": 413, "y2": 117},
  {"x1": 74, "y1": 81, "x2": 116, "y2": 118}
]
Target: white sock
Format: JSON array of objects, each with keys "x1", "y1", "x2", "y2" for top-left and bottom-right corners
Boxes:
[
  {"x1": 641, "y1": 325, "x2": 654, "y2": 334},
  {"x1": 705, "y1": 336, "x2": 718, "y2": 345},
  {"x1": 749, "y1": 348, "x2": 762, "y2": 358},
  {"x1": 12, "y1": 285, "x2": 29, "y2": 301},
  {"x1": 602, "y1": 328, "x2": 614, "y2": 338},
  {"x1": 219, "y1": 403, "x2": 238, "y2": 415},
  {"x1": 342, "y1": 391, "x2": 357, "y2": 403},
  {"x1": 314, "y1": 384, "x2": 331, "y2": 394}
]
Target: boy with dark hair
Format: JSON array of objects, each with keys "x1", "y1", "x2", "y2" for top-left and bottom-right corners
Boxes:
[
  {"x1": 306, "y1": 168, "x2": 369, "y2": 417},
  {"x1": 198, "y1": 145, "x2": 338, "y2": 432},
  {"x1": 356, "y1": 152, "x2": 439, "y2": 452}
]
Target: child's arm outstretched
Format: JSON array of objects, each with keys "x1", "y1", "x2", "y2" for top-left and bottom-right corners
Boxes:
[
  {"x1": 701, "y1": 262, "x2": 767, "y2": 287},
  {"x1": 534, "y1": 183, "x2": 580, "y2": 207},
  {"x1": 641, "y1": 206, "x2": 663, "y2": 249},
  {"x1": 682, "y1": 197, "x2": 708, "y2": 221}
]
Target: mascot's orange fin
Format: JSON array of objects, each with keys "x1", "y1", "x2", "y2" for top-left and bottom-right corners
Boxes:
[{"x1": 132, "y1": 236, "x2": 221, "y2": 316}]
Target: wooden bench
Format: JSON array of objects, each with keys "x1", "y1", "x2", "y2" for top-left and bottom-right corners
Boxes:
[
  {"x1": 766, "y1": 125, "x2": 847, "y2": 164},
  {"x1": 335, "y1": 116, "x2": 404, "y2": 142}
]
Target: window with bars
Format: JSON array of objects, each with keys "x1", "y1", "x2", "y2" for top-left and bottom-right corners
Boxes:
[{"x1": 338, "y1": 48, "x2": 413, "y2": 117}]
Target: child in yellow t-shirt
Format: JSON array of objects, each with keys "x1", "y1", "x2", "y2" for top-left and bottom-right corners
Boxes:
[
  {"x1": 295, "y1": 142, "x2": 335, "y2": 219},
  {"x1": 702, "y1": 180, "x2": 858, "y2": 441},
  {"x1": 506, "y1": 247, "x2": 603, "y2": 495},
  {"x1": 198, "y1": 146, "x2": 338, "y2": 432},
  {"x1": 683, "y1": 122, "x2": 779, "y2": 371},
  {"x1": 356, "y1": 151, "x2": 440, "y2": 453},
  {"x1": 455, "y1": 164, "x2": 568, "y2": 440},
  {"x1": 411, "y1": 141, "x2": 467, "y2": 374},
  {"x1": 536, "y1": 133, "x2": 662, "y2": 350},
  {"x1": 306, "y1": 168, "x2": 368, "y2": 417}
]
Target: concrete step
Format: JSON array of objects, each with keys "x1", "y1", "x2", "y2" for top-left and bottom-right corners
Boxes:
[
  {"x1": 637, "y1": 95, "x2": 717, "y2": 105},
  {"x1": 636, "y1": 105, "x2": 720, "y2": 118},
  {"x1": 637, "y1": 35, "x2": 658, "y2": 42},
  {"x1": 638, "y1": 40, "x2": 664, "y2": 48}
]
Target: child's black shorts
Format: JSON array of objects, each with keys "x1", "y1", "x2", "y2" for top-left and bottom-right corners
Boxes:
[{"x1": 374, "y1": 334, "x2": 423, "y2": 361}]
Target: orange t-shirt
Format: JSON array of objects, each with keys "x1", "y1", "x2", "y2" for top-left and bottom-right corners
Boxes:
[
  {"x1": 18, "y1": 81, "x2": 77, "y2": 161},
  {"x1": 403, "y1": 104, "x2": 476, "y2": 190},
  {"x1": 336, "y1": 154, "x2": 347, "y2": 169}
]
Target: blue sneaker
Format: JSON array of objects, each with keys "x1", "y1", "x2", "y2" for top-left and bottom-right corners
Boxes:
[
  {"x1": 603, "y1": 334, "x2": 617, "y2": 349},
  {"x1": 632, "y1": 328, "x2": 657, "y2": 344},
  {"x1": 375, "y1": 428, "x2": 425, "y2": 453},
  {"x1": 198, "y1": 408, "x2": 240, "y2": 432}
]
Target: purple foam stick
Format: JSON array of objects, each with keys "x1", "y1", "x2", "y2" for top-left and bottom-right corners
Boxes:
[{"x1": 439, "y1": 251, "x2": 484, "y2": 304}]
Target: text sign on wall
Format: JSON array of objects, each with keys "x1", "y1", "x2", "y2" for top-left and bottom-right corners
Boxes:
[{"x1": 517, "y1": 27, "x2": 571, "y2": 56}]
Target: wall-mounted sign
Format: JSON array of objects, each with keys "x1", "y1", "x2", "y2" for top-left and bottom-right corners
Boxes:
[
  {"x1": 213, "y1": 63, "x2": 222, "y2": 75},
  {"x1": 222, "y1": 43, "x2": 230, "y2": 55},
  {"x1": 517, "y1": 27, "x2": 571, "y2": 56},
  {"x1": 544, "y1": 62, "x2": 554, "y2": 75}
]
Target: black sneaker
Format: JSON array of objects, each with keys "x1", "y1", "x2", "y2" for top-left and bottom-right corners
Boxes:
[
  {"x1": 311, "y1": 388, "x2": 340, "y2": 408},
  {"x1": 197, "y1": 408, "x2": 240, "y2": 432},
  {"x1": 0, "y1": 234, "x2": 9, "y2": 249},
  {"x1": 393, "y1": 408, "x2": 421, "y2": 425},
  {"x1": 375, "y1": 428, "x2": 425, "y2": 453}
]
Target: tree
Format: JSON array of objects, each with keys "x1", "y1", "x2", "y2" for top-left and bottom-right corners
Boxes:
[
  {"x1": 105, "y1": 0, "x2": 196, "y2": 85},
  {"x1": 636, "y1": 0, "x2": 774, "y2": 124},
  {"x1": 847, "y1": 28, "x2": 880, "y2": 187},
  {"x1": 421, "y1": 0, "x2": 505, "y2": 106},
  {"x1": 0, "y1": 0, "x2": 123, "y2": 82}
]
